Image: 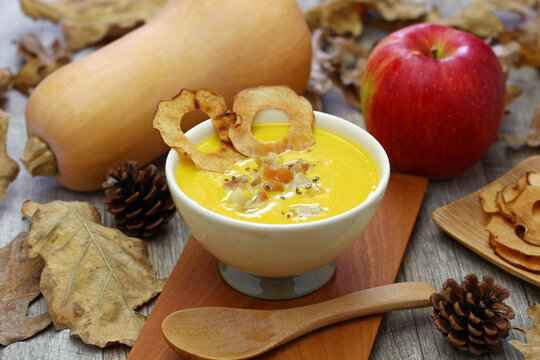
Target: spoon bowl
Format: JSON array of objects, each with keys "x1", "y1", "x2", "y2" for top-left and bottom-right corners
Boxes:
[{"x1": 162, "y1": 282, "x2": 436, "y2": 360}]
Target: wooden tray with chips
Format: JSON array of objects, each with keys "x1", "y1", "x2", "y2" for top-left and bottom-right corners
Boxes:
[{"x1": 433, "y1": 155, "x2": 540, "y2": 287}]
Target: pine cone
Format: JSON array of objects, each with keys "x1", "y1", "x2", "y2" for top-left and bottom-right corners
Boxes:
[
  {"x1": 430, "y1": 274, "x2": 515, "y2": 355},
  {"x1": 102, "y1": 161, "x2": 176, "y2": 238}
]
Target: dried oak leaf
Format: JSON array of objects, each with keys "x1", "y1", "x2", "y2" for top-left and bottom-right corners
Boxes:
[
  {"x1": 500, "y1": 9, "x2": 540, "y2": 67},
  {"x1": 22, "y1": 200, "x2": 166, "y2": 347},
  {"x1": 305, "y1": 1, "x2": 366, "y2": 36},
  {"x1": 501, "y1": 104, "x2": 540, "y2": 147},
  {"x1": 306, "y1": 29, "x2": 370, "y2": 110},
  {"x1": 367, "y1": 0, "x2": 426, "y2": 22},
  {"x1": 304, "y1": 0, "x2": 426, "y2": 36},
  {"x1": 12, "y1": 34, "x2": 72, "y2": 95},
  {"x1": 0, "y1": 109, "x2": 19, "y2": 202},
  {"x1": 510, "y1": 303, "x2": 540, "y2": 359},
  {"x1": 425, "y1": 0, "x2": 534, "y2": 39},
  {"x1": 492, "y1": 41, "x2": 521, "y2": 76},
  {"x1": 0, "y1": 68, "x2": 14, "y2": 98},
  {"x1": 505, "y1": 84, "x2": 523, "y2": 112},
  {"x1": 20, "y1": 0, "x2": 166, "y2": 50},
  {"x1": 0, "y1": 232, "x2": 51, "y2": 346}
]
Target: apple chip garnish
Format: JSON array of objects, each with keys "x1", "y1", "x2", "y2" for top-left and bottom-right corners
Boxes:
[
  {"x1": 229, "y1": 86, "x2": 315, "y2": 158},
  {"x1": 153, "y1": 88, "x2": 243, "y2": 172}
]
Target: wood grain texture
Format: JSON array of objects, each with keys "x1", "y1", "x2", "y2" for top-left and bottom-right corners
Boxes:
[
  {"x1": 128, "y1": 173, "x2": 428, "y2": 360},
  {"x1": 1, "y1": 0, "x2": 540, "y2": 359},
  {"x1": 161, "y1": 282, "x2": 436, "y2": 360}
]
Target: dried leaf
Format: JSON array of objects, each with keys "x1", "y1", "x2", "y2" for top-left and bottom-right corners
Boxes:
[
  {"x1": 304, "y1": 0, "x2": 426, "y2": 36},
  {"x1": 305, "y1": 0, "x2": 366, "y2": 36},
  {"x1": 492, "y1": 41, "x2": 521, "y2": 76},
  {"x1": 0, "y1": 109, "x2": 19, "y2": 202},
  {"x1": 505, "y1": 84, "x2": 523, "y2": 112},
  {"x1": 425, "y1": 3, "x2": 504, "y2": 38},
  {"x1": 0, "y1": 232, "x2": 51, "y2": 346},
  {"x1": 501, "y1": 104, "x2": 540, "y2": 147},
  {"x1": 368, "y1": 0, "x2": 426, "y2": 22},
  {"x1": 20, "y1": 0, "x2": 166, "y2": 50},
  {"x1": 12, "y1": 34, "x2": 72, "y2": 95},
  {"x1": 426, "y1": 0, "x2": 535, "y2": 38},
  {"x1": 510, "y1": 303, "x2": 540, "y2": 359},
  {"x1": 306, "y1": 28, "x2": 370, "y2": 110},
  {"x1": 500, "y1": 9, "x2": 540, "y2": 67},
  {"x1": 0, "y1": 68, "x2": 13, "y2": 98},
  {"x1": 22, "y1": 200, "x2": 166, "y2": 347}
]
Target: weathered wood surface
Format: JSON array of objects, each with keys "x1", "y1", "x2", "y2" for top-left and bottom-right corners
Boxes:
[{"x1": 0, "y1": 0, "x2": 539, "y2": 359}]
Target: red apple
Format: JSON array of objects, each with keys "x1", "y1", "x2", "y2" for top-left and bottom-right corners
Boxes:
[{"x1": 361, "y1": 23, "x2": 505, "y2": 179}]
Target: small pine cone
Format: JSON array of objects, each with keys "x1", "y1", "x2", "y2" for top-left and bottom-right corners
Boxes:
[
  {"x1": 102, "y1": 161, "x2": 176, "y2": 238},
  {"x1": 430, "y1": 274, "x2": 515, "y2": 355}
]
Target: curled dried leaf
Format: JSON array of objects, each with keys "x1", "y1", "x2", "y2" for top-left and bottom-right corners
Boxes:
[
  {"x1": 23, "y1": 200, "x2": 166, "y2": 347},
  {"x1": 505, "y1": 84, "x2": 523, "y2": 112},
  {"x1": 20, "y1": 0, "x2": 166, "y2": 50},
  {"x1": 12, "y1": 34, "x2": 71, "y2": 95},
  {"x1": 0, "y1": 68, "x2": 13, "y2": 98},
  {"x1": 426, "y1": 0, "x2": 533, "y2": 38},
  {"x1": 0, "y1": 109, "x2": 19, "y2": 202},
  {"x1": 305, "y1": 27, "x2": 371, "y2": 111},
  {"x1": 499, "y1": 9, "x2": 540, "y2": 67},
  {"x1": 0, "y1": 232, "x2": 51, "y2": 346},
  {"x1": 492, "y1": 41, "x2": 521, "y2": 76},
  {"x1": 368, "y1": 0, "x2": 426, "y2": 22},
  {"x1": 229, "y1": 86, "x2": 315, "y2": 158},
  {"x1": 304, "y1": 0, "x2": 366, "y2": 36},
  {"x1": 154, "y1": 88, "x2": 244, "y2": 172},
  {"x1": 510, "y1": 303, "x2": 540, "y2": 359},
  {"x1": 501, "y1": 104, "x2": 540, "y2": 148}
]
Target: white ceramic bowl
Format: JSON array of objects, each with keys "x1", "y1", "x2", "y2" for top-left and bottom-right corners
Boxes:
[{"x1": 166, "y1": 111, "x2": 390, "y2": 281}]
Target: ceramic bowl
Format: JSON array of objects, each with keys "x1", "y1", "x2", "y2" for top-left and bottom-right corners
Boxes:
[{"x1": 165, "y1": 111, "x2": 390, "y2": 299}]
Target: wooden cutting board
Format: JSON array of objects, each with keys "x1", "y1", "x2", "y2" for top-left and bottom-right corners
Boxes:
[{"x1": 128, "y1": 173, "x2": 428, "y2": 360}]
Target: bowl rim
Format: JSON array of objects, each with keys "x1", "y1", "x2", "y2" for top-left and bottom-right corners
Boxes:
[{"x1": 165, "y1": 110, "x2": 390, "y2": 231}]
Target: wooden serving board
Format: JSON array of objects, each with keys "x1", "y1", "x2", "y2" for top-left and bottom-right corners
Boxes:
[
  {"x1": 433, "y1": 155, "x2": 540, "y2": 287},
  {"x1": 128, "y1": 173, "x2": 428, "y2": 360}
]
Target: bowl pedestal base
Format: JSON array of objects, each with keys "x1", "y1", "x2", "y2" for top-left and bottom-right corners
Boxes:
[{"x1": 218, "y1": 261, "x2": 336, "y2": 300}]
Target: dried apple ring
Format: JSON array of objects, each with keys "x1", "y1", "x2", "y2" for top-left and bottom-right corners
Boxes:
[
  {"x1": 153, "y1": 88, "x2": 243, "y2": 172},
  {"x1": 479, "y1": 182, "x2": 503, "y2": 213},
  {"x1": 229, "y1": 86, "x2": 315, "y2": 157},
  {"x1": 506, "y1": 184, "x2": 540, "y2": 246}
]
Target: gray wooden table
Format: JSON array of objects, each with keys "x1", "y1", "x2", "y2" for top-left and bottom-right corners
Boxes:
[{"x1": 1, "y1": 0, "x2": 539, "y2": 359}]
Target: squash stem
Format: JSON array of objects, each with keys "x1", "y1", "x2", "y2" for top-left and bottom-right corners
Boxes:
[{"x1": 20, "y1": 136, "x2": 58, "y2": 177}]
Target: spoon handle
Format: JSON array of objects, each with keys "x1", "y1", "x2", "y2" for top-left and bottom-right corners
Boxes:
[{"x1": 272, "y1": 282, "x2": 436, "y2": 342}]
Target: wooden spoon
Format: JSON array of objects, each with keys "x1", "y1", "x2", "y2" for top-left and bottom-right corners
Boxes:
[{"x1": 162, "y1": 281, "x2": 436, "y2": 360}]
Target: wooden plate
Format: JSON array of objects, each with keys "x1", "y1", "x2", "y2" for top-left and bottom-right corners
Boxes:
[
  {"x1": 128, "y1": 173, "x2": 428, "y2": 360},
  {"x1": 432, "y1": 155, "x2": 540, "y2": 287}
]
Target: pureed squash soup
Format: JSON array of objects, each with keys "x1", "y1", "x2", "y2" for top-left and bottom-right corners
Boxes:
[{"x1": 176, "y1": 122, "x2": 379, "y2": 224}]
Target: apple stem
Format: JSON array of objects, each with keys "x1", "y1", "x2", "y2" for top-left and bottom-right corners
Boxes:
[{"x1": 430, "y1": 46, "x2": 438, "y2": 59}]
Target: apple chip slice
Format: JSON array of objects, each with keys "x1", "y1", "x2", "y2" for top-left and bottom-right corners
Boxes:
[
  {"x1": 506, "y1": 184, "x2": 540, "y2": 246},
  {"x1": 153, "y1": 89, "x2": 243, "y2": 172},
  {"x1": 486, "y1": 215, "x2": 540, "y2": 258},
  {"x1": 489, "y1": 240, "x2": 540, "y2": 274},
  {"x1": 229, "y1": 86, "x2": 315, "y2": 157},
  {"x1": 479, "y1": 182, "x2": 504, "y2": 213},
  {"x1": 496, "y1": 176, "x2": 527, "y2": 221}
]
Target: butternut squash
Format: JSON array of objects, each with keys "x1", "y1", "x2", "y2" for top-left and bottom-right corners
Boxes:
[{"x1": 23, "y1": 0, "x2": 311, "y2": 191}]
